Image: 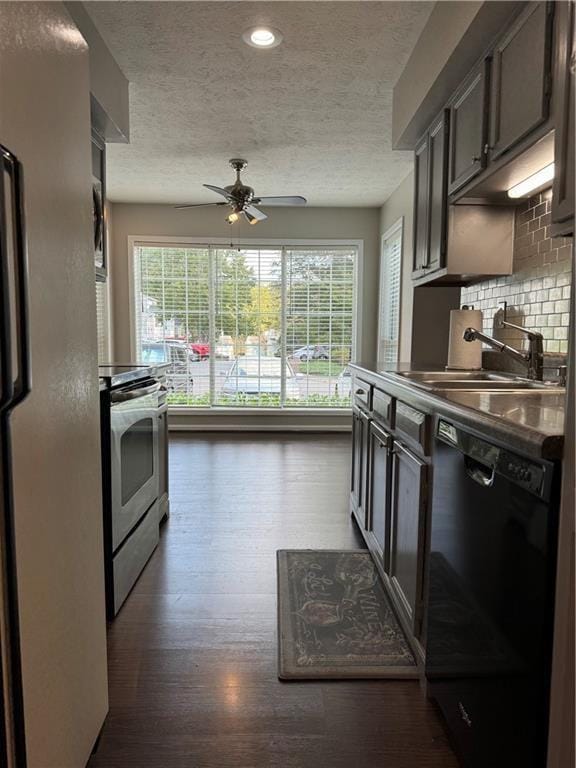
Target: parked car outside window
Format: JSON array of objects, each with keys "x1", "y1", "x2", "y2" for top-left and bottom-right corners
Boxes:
[
  {"x1": 290, "y1": 345, "x2": 329, "y2": 361},
  {"x1": 190, "y1": 342, "x2": 209, "y2": 360},
  {"x1": 140, "y1": 341, "x2": 196, "y2": 391},
  {"x1": 222, "y1": 357, "x2": 300, "y2": 399}
]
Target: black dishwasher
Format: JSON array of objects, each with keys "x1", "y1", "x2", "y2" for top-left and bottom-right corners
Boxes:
[{"x1": 425, "y1": 419, "x2": 559, "y2": 768}]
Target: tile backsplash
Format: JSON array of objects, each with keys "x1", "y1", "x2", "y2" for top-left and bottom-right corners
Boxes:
[{"x1": 461, "y1": 189, "x2": 573, "y2": 358}]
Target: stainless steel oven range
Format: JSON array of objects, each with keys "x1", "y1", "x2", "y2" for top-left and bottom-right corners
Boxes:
[{"x1": 99, "y1": 364, "x2": 169, "y2": 617}]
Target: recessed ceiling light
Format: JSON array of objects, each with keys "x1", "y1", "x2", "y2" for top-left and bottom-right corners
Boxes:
[{"x1": 242, "y1": 26, "x2": 283, "y2": 49}]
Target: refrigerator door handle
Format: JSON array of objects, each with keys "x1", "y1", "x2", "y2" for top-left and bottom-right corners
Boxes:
[
  {"x1": 0, "y1": 145, "x2": 15, "y2": 411},
  {"x1": 3, "y1": 148, "x2": 31, "y2": 407},
  {"x1": 0, "y1": 143, "x2": 29, "y2": 768}
]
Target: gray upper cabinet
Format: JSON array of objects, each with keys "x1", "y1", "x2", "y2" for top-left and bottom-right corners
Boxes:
[
  {"x1": 489, "y1": 2, "x2": 554, "y2": 162},
  {"x1": 389, "y1": 440, "x2": 427, "y2": 637},
  {"x1": 413, "y1": 135, "x2": 429, "y2": 273},
  {"x1": 448, "y1": 59, "x2": 490, "y2": 195},
  {"x1": 552, "y1": 0, "x2": 575, "y2": 232},
  {"x1": 427, "y1": 111, "x2": 449, "y2": 273},
  {"x1": 413, "y1": 110, "x2": 449, "y2": 277}
]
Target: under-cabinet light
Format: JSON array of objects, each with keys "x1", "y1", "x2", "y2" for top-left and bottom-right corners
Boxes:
[{"x1": 507, "y1": 163, "x2": 555, "y2": 198}]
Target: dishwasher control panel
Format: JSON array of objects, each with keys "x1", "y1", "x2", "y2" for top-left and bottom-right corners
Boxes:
[
  {"x1": 437, "y1": 420, "x2": 548, "y2": 498},
  {"x1": 498, "y1": 450, "x2": 545, "y2": 496}
]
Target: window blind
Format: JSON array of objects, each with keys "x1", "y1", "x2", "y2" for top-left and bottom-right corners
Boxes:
[
  {"x1": 95, "y1": 281, "x2": 110, "y2": 364},
  {"x1": 378, "y1": 224, "x2": 402, "y2": 365},
  {"x1": 133, "y1": 243, "x2": 357, "y2": 409}
]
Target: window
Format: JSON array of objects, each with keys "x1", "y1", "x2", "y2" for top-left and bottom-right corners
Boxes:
[
  {"x1": 132, "y1": 242, "x2": 358, "y2": 409},
  {"x1": 378, "y1": 221, "x2": 402, "y2": 365}
]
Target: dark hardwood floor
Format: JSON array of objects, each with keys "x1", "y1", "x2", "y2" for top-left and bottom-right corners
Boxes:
[{"x1": 88, "y1": 433, "x2": 458, "y2": 768}]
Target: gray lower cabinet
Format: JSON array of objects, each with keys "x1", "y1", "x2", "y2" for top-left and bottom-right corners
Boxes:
[
  {"x1": 388, "y1": 439, "x2": 428, "y2": 638},
  {"x1": 489, "y1": 1, "x2": 554, "y2": 162},
  {"x1": 350, "y1": 391, "x2": 429, "y2": 650},
  {"x1": 351, "y1": 406, "x2": 370, "y2": 528},
  {"x1": 448, "y1": 58, "x2": 490, "y2": 194},
  {"x1": 366, "y1": 421, "x2": 392, "y2": 566},
  {"x1": 552, "y1": 0, "x2": 575, "y2": 233}
]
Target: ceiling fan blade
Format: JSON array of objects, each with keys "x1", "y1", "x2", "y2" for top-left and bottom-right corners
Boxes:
[
  {"x1": 203, "y1": 184, "x2": 233, "y2": 200},
  {"x1": 174, "y1": 202, "x2": 227, "y2": 210},
  {"x1": 244, "y1": 205, "x2": 268, "y2": 221},
  {"x1": 252, "y1": 195, "x2": 307, "y2": 206}
]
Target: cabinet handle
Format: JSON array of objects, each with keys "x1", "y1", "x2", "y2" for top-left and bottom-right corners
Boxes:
[
  {"x1": 355, "y1": 388, "x2": 365, "y2": 396},
  {"x1": 472, "y1": 155, "x2": 481, "y2": 163}
]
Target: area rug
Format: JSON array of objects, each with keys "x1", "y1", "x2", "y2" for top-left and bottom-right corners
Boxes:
[{"x1": 277, "y1": 550, "x2": 417, "y2": 679}]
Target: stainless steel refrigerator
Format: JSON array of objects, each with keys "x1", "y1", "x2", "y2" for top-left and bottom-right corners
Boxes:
[{"x1": 0, "y1": 4, "x2": 109, "y2": 766}]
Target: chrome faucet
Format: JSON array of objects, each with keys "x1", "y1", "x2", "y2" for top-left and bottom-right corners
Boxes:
[{"x1": 463, "y1": 302, "x2": 544, "y2": 380}]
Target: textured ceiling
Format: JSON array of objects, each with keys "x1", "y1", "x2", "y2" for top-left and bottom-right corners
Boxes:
[{"x1": 86, "y1": 1, "x2": 433, "y2": 206}]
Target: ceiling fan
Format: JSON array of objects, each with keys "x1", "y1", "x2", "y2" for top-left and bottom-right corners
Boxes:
[{"x1": 175, "y1": 158, "x2": 307, "y2": 224}]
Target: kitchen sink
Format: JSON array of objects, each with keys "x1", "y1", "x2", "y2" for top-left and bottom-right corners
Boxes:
[
  {"x1": 395, "y1": 371, "x2": 513, "y2": 382},
  {"x1": 393, "y1": 370, "x2": 563, "y2": 392}
]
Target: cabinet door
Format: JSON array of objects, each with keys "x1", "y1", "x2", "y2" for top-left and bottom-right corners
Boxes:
[
  {"x1": 489, "y1": 2, "x2": 554, "y2": 161},
  {"x1": 413, "y1": 135, "x2": 429, "y2": 273},
  {"x1": 389, "y1": 440, "x2": 427, "y2": 635},
  {"x1": 359, "y1": 411, "x2": 371, "y2": 529},
  {"x1": 448, "y1": 59, "x2": 490, "y2": 194},
  {"x1": 367, "y1": 422, "x2": 392, "y2": 568},
  {"x1": 428, "y1": 110, "x2": 450, "y2": 273},
  {"x1": 351, "y1": 408, "x2": 370, "y2": 528},
  {"x1": 351, "y1": 407, "x2": 363, "y2": 513},
  {"x1": 552, "y1": 0, "x2": 575, "y2": 229}
]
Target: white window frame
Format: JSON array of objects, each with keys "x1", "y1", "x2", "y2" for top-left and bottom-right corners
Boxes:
[
  {"x1": 378, "y1": 218, "x2": 403, "y2": 365},
  {"x1": 128, "y1": 236, "x2": 363, "y2": 414}
]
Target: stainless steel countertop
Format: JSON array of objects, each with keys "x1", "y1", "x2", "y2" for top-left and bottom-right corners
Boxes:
[{"x1": 349, "y1": 362, "x2": 566, "y2": 460}]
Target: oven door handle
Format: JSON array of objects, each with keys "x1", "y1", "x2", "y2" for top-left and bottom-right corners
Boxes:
[{"x1": 111, "y1": 382, "x2": 161, "y2": 403}]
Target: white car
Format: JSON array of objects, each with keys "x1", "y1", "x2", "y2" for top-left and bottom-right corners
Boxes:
[
  {"x1": 222, "y1": 357, "x2": 300, "y2": 399},
  {"x1": 290, "y1": 344, "x2": 329, "y2": 361}
]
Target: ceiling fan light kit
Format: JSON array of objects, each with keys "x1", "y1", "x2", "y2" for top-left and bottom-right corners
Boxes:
[{"x1": 175, "y1": 158, "x2": 307, "y2": 225}]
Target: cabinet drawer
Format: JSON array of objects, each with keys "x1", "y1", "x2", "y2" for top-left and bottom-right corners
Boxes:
[
  {"x1": 395, "y1": 402, "x2": 429, "y2": 455},
  {"x1": 373, "y1": 389, "x2": 394, "y2": 427},
  {"x1": 112, "y1": 501, "x2": 159, "y2": 616},
  {"x1": 353, "y1": 378, "x2": 372, "y2": 411}
]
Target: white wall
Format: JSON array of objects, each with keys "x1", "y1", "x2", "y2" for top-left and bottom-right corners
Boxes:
[{"x1": 108, "y1": 203, "x2": 381, "y2": 363}]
